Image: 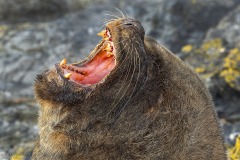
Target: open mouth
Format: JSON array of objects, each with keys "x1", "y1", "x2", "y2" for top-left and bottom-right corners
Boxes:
[{"x1": 57, "y1": 28, "x2": 116, "y2": 86}]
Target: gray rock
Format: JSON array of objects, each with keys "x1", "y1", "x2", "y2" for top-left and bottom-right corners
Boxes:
[
  {"x1": 141, "y1": 0, "x2": 239, "y2": 52},
  {"x1": 205, "y1": 5, "x2": 240, "y2": 48},
  {"x1": 0, "y1": 0, "x2": 105, "y2": 22},
  {"x1": 0, "y1": 102, "x2": 38, "y2": 154},
  {"x1": 202, "y1": 5, "x2": 240, "y2": 122},
  {"x1": 0, "y1": 151, "x2": 9, "y2": 160},
  {"x1": 222, "y1": 122, "x2": 240, "y2": 145}
]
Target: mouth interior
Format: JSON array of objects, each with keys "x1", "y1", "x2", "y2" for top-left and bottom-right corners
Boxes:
[{"x1": 59, "y1": 28, "x2": 116, "y2": 86}]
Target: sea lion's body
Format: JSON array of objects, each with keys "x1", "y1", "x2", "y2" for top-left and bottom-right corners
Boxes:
[{"x1": 32, "y1": 18, "x2": 226, "y2": 159}]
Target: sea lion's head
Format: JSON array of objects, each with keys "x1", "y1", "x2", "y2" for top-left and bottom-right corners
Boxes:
[
  {"x1": 33, "y1": 17, "x2": 227, "y2": 160},
  {"x1": 34, "y1": 18, "x2": 148, "y2": 107}
]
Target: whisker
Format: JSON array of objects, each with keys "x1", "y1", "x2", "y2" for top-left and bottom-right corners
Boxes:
[
  {"x1": 96, "y1": 42, "x2": 132, "y2": 118},
  {"x1": 113, "y1": 39, "x2": 131, "y2": 70},
  {"x1": 114, "y1": 7, "x2": 126, "y2": 18},
  {"x1": 103, "y1": 11, "x2": 121, "y2": 19},
  {"x1": 135, "y1": 38, "x2": 149, "y2": 89},
  {"x1": 112, "y1": 38, "x2": 128, "y2": 44},
  {"x1": 106, "y1": 44, "x2": 139, "y2": 122},
  {"x1": 123, "y1": 10, "x2": 129, "y2": 18},
  {"x1": 97, "y1": 23, "x2": 108, "y2": 32},
  {"x1": 97, "y1": 18, "x2": 116, "y2": 31},
  {"x1": 112, "y1": 46, "x2": 141, "y2": 121},
  {"x1": 103, "y1": 44, "x2": 134, "y2": 121},
  {"x1": 100, "y1": 18, "x2": 116, "y2": 24}
]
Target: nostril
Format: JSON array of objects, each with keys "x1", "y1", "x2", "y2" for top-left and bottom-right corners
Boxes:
[
  {"x1": 123, "y1": 18, "x2": 134, "y2": 26},
  {"x1": 125, "y1": 23, "x2": 133, "y2": 26}
]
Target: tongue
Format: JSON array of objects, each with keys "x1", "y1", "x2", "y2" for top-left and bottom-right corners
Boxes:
[{"x1": 68, "y1": 50, "x2": 116, "y2": 85}]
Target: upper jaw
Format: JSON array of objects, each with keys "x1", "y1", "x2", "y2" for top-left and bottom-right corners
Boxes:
[{"x1": 55, "y1": 27, "x2": 117, "y2": 87}]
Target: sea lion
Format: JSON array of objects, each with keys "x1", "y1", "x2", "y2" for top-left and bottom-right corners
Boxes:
[{"x1": 32, "y1": 17, "x2": 227, "y2": 160}]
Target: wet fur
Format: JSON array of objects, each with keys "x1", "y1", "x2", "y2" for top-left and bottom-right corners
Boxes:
[{"x1": 32, "y1": 17, "x2": 226, "y2": 159}]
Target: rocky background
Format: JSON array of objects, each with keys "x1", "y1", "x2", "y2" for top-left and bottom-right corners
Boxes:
[{"x1": 0, "y1": 0, "x2": 240, "y2": 159}]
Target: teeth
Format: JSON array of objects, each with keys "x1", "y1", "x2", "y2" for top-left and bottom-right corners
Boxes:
[
  {"x1": 105, "y1": 47, "x2": 112, "y2": 52},
  {"x1": 104, "y1": 37, "x2": 110, "y2": 41},
  {"x1": 106, "y1": 30, "x2": 111, "y2": 38},
  {"x1": 105, "y1": 46, "x2": 112, "y2": 52},
  {"x1": 104, "y1": 43, "x2": 113, "y2": 52},
  {"x1": 64, "y1": 73, "x2": 72, "y2": 79},
  {"x1": 60, "y1": 58, "x2": 67, "y2": 66},
  {"x1": 98, "y1": 29, "x2": 112, "y2": 42},
  {"x1": 97, "y1": 30, "x2": 106, "y2": 37},
  {"x1": 81, "y1": 71, "x2": 87, "y2": 75},
  {"x1": 106, "y1": 52, "x2": 114, "y2": 57}
]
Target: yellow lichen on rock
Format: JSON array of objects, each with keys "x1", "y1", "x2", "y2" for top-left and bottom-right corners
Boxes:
[
  {"x1": 191, "y1": 0, "x2": 197, "y2": 4},
  {"x1": 10, "y1": 147, "x2": 25, "y2": 160},
  {"x1": 220, "y1": 48, "x2": 240, "y2": 89},
  {"x1": 181, "y1": 44, "x2": 193, "y2": 53},
  {"x1": 0, "y1": 25, "x2": 8, "y2": 37},
  {"x1": 201, "y1": 38, "x2": 223, "y2": 51},
  {"x1": 182, "y1": 38, "x2": 240, "y2": 91},
  {"x1": 195, "y1": 67, "x2": 205, "y2": 73},
  {"x1": 182, "y1": 38, "x2": 226, "y2": 80},
  {"x1": 10, "y1": 154, "x2": 24, "y2": 160},
  {"x1": 228, "y1": 135, "x2": 240, "y2": 160}
]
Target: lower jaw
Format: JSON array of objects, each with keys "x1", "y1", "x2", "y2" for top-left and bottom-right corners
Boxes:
[{"x1": 57, "y1": 38, "x2": 116, "y2": 86}]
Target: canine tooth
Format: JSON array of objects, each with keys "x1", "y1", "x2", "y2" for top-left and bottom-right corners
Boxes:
[
  {"x1": 64, "y1": 73, "x2": 72, "y2": 79},
  {"x1": 105, "y1": 43, "x2": 113, "y2": 52},
  {"x1": 104, "y1": 45, "x2": 111, "y2": 51},
  {"x1": 98, "y1": 30, "x2": 106, "y2": 37},
  {"x1": 104, "y1": 37, "x2": 110, "y2": 41},
  {"x1": 105, "y1": 46, "x2": 112, "y2": 52},
  {"x1": 106, "y1": 52, "x2": 114, "y2": 57},
  {"x1": 60, "y1": 58, "x2": 67, "y2": 66}
]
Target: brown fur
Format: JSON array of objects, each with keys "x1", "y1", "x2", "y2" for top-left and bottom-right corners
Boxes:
[{"x1": 32, "y1": 18, "x2": 227, "y2": 159}]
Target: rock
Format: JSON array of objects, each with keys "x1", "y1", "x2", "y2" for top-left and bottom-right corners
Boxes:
[
  {"x1": 203, "y1": 5, "x2": 240, "y2": 93},
  {"x1": 0, "y1": 150, "x2": 8, "y2": 160},
  {"x1": 0, "y1": 0, "x2": 104, "y2": 22},
  {"x1": 0, "y1": 97, "x2": 38, "y2": 154},
  {"x1": 125, "y1": 0, "x2": 240, "y2": 52},
  {"x1": 0, "y1": 0, "x2": 65, "y2": 22},
  {"x1": 222, "y1": 122, "x2": 240, "y2": 145},
  {"x1": 180, "y1": 4, "x2": 240, "y2": 145},
  {"x1": 205, "y1": 5, "x2": 240, "y2": 48},
  {"x1": 202, "y1": 5, "x2": 240, "y2": 121}
]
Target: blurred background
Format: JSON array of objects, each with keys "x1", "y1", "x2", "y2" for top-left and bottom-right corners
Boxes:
[{"x1": 0, "y1": 0, "x2": 240, "y2": 159}]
